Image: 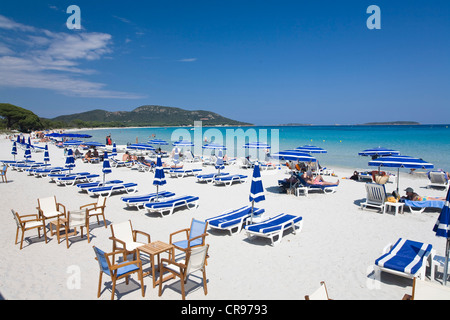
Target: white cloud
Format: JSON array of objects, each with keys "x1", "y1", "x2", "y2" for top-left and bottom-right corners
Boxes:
[
  {"x1": 178, "y1": 58, "x2": 197, "y2": 62},
  {"x1": 0, "y1": 14, "x2": 145, "y2": 99}
]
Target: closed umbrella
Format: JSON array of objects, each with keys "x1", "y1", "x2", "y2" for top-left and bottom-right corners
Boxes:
[
  {"x1": 368, "y1": 155, "x2": 434, "y2": 192},
  {"x1": 215, "y1": 149, "x2": 225, "y2": 174},
  {"x1": 102, "y1": 152, "x2": 112, "y2": 182},
  {"x1": 249, "y1": 162, "x2": 265, "y2": 224},
  {"x1": 11, "y1": 141, "x2": 17, "y2": 161},
  {"x1": 44, "y1": 145, "x2": 50, "y2": 164},
  {"x1": 153, "y1": 155, "x2": 166, "y2": 199},
  {"x1": 433, "y1": 188, "x2": 450, "y2": 285},
  {"x1": 24, "y1": 144, "x2": 32, "y2": 161},
  {"x1": 65, "y1": 148, "x2": 75, "y2": 173},
  {"x1": 111, "y1": 143, "x2": 118, "y2": 158}
]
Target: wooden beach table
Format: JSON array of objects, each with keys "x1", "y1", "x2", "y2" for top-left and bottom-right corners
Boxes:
[{"x1": 137, "y1": 241, "x2": 175, "y2": 288}]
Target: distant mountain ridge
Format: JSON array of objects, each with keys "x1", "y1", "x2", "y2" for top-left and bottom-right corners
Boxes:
[{"x1": 51, "y1": 105, "x2": 251, "y2": 127}]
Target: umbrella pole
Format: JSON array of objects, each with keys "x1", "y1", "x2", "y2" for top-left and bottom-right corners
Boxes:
[
  {"x1": 444, "y1": 238, "x2": 450, "y2": 285},
  {"x1": 250, "y1": 200, "x2": 255, "y2": 224},
  {"x1": 397, "y1": 167, "x2": 400, "y2": 193}
]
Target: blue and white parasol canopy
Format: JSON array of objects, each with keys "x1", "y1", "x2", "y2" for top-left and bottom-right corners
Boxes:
[
  {"x1": 271, "y1": 150, "x2": 317, "y2": 162},
  {"x1": 296, "y1": 145, "x2": 327, "y2": 154}
]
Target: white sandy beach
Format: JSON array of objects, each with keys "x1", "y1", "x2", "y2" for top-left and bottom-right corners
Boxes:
[{"x1": 0, "y1": 135, "x2": 448, "y2": 300}]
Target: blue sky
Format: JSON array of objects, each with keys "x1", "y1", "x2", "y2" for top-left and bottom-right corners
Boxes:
[{"x1": 0, "y1": 1, "x2": 449, "y2": 125}]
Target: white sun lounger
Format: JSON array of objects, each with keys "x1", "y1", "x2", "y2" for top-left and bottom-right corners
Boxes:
[
  {"x1": 76, "y1": 180, "x2": 124, "y2": 192},
  {"x1": 196, "y1": 172, "x2": 230, "y2": 183},
  {"x1": 33, "y1": 167, "x2": 69, "y2": 178},
  {"x1": 374, "y1": 238, "x2": 435, "y2": 281},
  {"x1": 87, "y1": 182, "x2": 138, "y2": 197},
  {"x1": 206, "y1": 205, "x2": 265, "y2": 235},
  {"x1": 48, "y1": 172, "x2": 90, "y2": 183},
  {"x1": 120, "y1": 191, "x2": 176, "y2": 210},
  {"x1": 144, "y1": 195, "x2": 199, "y2": 217},
  {"x1": 213, "y1": 174, "x2": 248, "y2": 186},
  {"x1": 427, "y1": 171, "x2": 449, "y2": 191},
  {"x1": 56, "y1": 173, "x2": 99, "y2": 186},
  {"x1": 244, "y1": 213, "x2": 303, "y2": 246},
  {"x1": 360, "y1": 183, "x2": 387, "y2": 212},
  {"x1": 168, "y1": 168, "x2": 202, "y2": 178}
]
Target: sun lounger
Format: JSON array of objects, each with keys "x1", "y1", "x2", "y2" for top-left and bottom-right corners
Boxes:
[
  {"x1": 76, "y1": 180, "x2": 124, "y2": 192},
  {"x1": 196, "y1": 172, "x2": 229, "y2": 183},
  {"x1": 15, "y1": 162, "x2": 49, "y2": 172},
  {"x1": 427, "y1": 171, "x2": 449, "y2": 190},
  {"x1": 206, "y1": 205, "x2": 265, "y2": 235},
  {"x1": 213, "y1": 174, "x2": 248, "y2": 186},
  {"x1": 168, "y1": 168, "x2": 202, "y2": 178},
  {"x1": 87, "y1": 182, "x2": 138, "y2": 197},
  {"x1": 33, "y1": 167, "x2": 69, "y2": 178},
  {"x1": 374, "y1": 238, "x2": 435, "y2": 281},
  {"x1": 402, "y1": 199, "x2": 445, "y2": 213},
  {"x1": 48, "y1": 172, "x2": 90, "y2": 182},
  {"x1": 110, "y1": 158, "x2": 134, "y2": 168},
  {"x1": 244, "y1": 213, "x2": 303, "y2": 246},
  {"x1": 56, "y1": 173, "x2": 99, "y2": 186},
  {"x1": 120, "y1": 191, "x2": 176, "y2": 210},
  {"x1": 144, "y1": 195, "x2": 199, "y2": 217},
  {"x1": 360, "y1": 183, "x2": 387, "y2": 212},
  {"x1": 297, "y1": 175, "x2": 338, "y2": 195}
]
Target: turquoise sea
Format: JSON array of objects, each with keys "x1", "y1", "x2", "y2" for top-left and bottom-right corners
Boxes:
[{"x1": 73, "y1": 124, "x2": 450, "y2": 172}]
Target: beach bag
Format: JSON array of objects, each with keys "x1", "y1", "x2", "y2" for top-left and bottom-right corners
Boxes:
[{"x1": 386, "y1": 195, "x2": 398, "y2": 203}]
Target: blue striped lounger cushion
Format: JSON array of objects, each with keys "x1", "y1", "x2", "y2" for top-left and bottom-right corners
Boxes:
[
  {"x1": 375, "y1": 238, "x2": 433, "y2": 275},
  {"x1": 207, "y1": 206, "x2": 264, "y2": 229},
  {"x1": 245, "y1": 213, "x2": 302, "y2": 234}
]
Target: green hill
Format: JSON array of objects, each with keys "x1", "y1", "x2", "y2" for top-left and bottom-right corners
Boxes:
[{"x1": 52, "y1": 105, "x2": 251, "y2": 127}]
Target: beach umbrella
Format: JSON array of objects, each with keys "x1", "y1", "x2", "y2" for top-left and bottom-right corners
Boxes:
[
  {"x1": 65, "y1": 148, "x2": 75, "y2": 173},
  {"x1": 24, "y1": 144, "x2": 32, "y2": 160},
  {"x1": 433, "y1": 188, "x2": 450, "y2": 285},
  {"x1": 83, "y1": 141, "x2": 105, "y2": 148},
  {"x1": 28, "y1": 136, "x2": 31, "y2": 145},
  {"x1": 63, "y1": 140, "x2": 84, "y2": 147},
  {"x1": 102, "y1": 152, "x2": 112, "y2": 182},
  {"x1": 21, "y1": 137, "x2": 25, "y2": 144},
  {"x1": 43, "y1": 145, "x2": 50, "y2": 164},
  {"x1": 127, "y1": 143, "x2": 155, "y2": 151},
  {"x1": 359, "y1": 147, "x2": 400, "y2": 160},
  {"x1": 368, "y1": 155, "x2": 434, "y2": 192},
  {"x1": 249, "y1": 162, "x2": 265, "y2": 224},
  {"x1": 148, "y1": 139, "x2": 169, "y2": 145},
  {"x1": 172, "y1": 147, "x2": 180, "y2": 165},
  {"x1": 296, "y1": 145, "x2": 327, "y2": 154},
  {"x1": 110, "y1": 143, "x2": 118, "y2": 158},
  {"x1": 11, "y1": 141, "x2": 17, "y2": 161},
  {"x1": 215, "y1": 149, "x2": 225, "y2": 173},
  {"x1": 271, "y1": 150, "x2": 317, "y2": 162},
  {"x1": 173, "y1": 140, "x2": 194, "y2": 147},
  {"x1": 16, "y1": 135, "x2": 20, "y2": 143},
  {"x1": 243, "y1": 142, "x2": 271, "y2": 149},
  {"x1": 203, "y1": 143, "x2": 227, "y2": 150},
  {"x1": 153, "y1": 155, "x2": 166, "y2": 199}
]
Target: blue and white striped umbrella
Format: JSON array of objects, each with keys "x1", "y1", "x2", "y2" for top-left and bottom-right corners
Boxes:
[
  {"x1": 271, "y1": 150, "x2": 317, "y2": 162},
  {"x1": 44, "y1": 145, "x2": 50, "y2": 163},
  {"x1": 63, "y1": 140, "x2": 83, "y2": 147},
  {"x1": 359, "y1": 147, "x2": 400, "y2": 158},
  {"x1": 243, "y1": 142, "x2": 270, "y2": 149},
  {"x1": 172, "y1": 147, "x2": 180, "y2": 164},
  {"x1": 296, "y1": 145, "x2": 327, "y2": 154},
  {"x1": 11, "y1": 141, "x2": 17, "y2": 160},
  {"x1": 368, "y1": 155, "x2": 434, "y2": 191},
  {"x1": 249, "y1": 162, "x2": 265, "y2": 223},
  {"x1": 83, "y1": 141, "x2": 106, "y2": 147},
  {"x1": 110, "y1": 143, "x2": 118, "y2": 157},
  {"x1": 173, "y1": 140, "x2": 194, "y2": 147},
  {"x1": 153, "y1": 155, "x2": 167, "y2": 197},
  {"x1": 127, "y1": 143, "x2": 155, "y2": 151},
  {"x1": 148, "y1": 139, "x2": 169, "y2": 145},
  {"x1": 24, "y1": 144, "x2": 32, "y2": 160},
  {"x1": 102, "y1": 152, "x2": 112, "y2": 182},
  {"x1": 215, "y1": 149, "x2": 225, "y2": 172},
  {"x1": 65, "y1": 148, "x2": 75, "y2": 173},
  {"x1": 203, "y1": 143, "x2": 227, "y2": 150},
  {"x1": 433, "y1": 188, "x2": 450, "y2": 285}
]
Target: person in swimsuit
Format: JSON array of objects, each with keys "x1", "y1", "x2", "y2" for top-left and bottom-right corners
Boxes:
[
  {"x1": 402, "y1": 187, "x2": 445, "y2": 201},
  {"x1": 303, "y1": 170, "x2": 339, "y2": 186}
]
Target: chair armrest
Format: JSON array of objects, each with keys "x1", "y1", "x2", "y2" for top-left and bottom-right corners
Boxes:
[
  {"x1": 187, "y1": 233, "x2": 208, "y2": 246},
  {"x1": 134, "y1": 230, "x2": 151, "y2": 243},
  {"x1": 80, "y1": 203, "x2": 96, "y2": 209},
  {"x1": 169, "y1": 228, "x2": 190, "y2": 244},
  {"x1": 109, "y1": 236, "x2": 128, "y2": 251},
  {"x1": 160, "y1": 258, "x2": 186, "y2": 270},
  {"x1": 57, "y1": 203, "x2": 66, "y2": 214}
]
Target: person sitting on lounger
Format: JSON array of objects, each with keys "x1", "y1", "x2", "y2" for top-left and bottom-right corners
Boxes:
[
  {"x1": 402, "y1": 187, "x2": 445, "y2": 201},
  {"x1": 303, "y1": 171, "x2": 339, "y2": 186},
  {"x1": 84, "y1": 150, "x2": 93, "y2": 161},
  {"x1": 122, "y1": 151, "x2": 131, "y2": 161}
]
